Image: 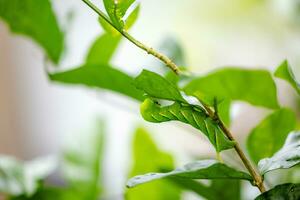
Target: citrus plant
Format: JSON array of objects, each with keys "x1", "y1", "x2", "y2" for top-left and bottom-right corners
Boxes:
[{"x1": 0, "y1": 0, "x2": 300, "y2": 199}]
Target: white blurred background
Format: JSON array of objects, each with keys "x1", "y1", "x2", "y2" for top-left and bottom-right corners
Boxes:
[{"x1": 0, "y1": 0, "x2": 300, "y2": 199}]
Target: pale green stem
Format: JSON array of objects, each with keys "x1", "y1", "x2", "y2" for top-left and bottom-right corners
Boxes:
[{"x1": 81, "y1": 0, "x2": 180, "y2": 74}]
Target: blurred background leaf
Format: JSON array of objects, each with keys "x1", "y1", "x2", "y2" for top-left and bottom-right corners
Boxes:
[
  {"x1": 247, "y1": 108, "x2": 296, "y2": 163},
  {"x1": 0, "y1": 156, "x2": 56, "y2": 197},
  {"x1": 126, "y1": 127, "x2": 181, "y2": 200},
  {"x1": 0, "y1": 0, "x2": 64, "y2": 63}
]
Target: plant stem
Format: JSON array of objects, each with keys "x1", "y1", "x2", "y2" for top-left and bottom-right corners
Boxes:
[
  {"x1": 81, "y1": 0, "x2": 180, "y2": 75},
  {"x1": 207, "y1": 105, "x2": 266, "y2": 193},
  {"x1": 218, "y1": 120, "x2": 266, "y2": 192},
  {"x1": 81, "y1": 0, "x2": 265, "y2": 193}
]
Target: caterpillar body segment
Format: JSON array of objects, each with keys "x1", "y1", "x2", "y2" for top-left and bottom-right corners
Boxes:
[{"x1": 140, "y1": 98, "x2": 235, "y2": 152}]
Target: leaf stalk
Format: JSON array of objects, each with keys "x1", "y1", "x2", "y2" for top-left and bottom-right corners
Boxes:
[{"x1": 209, "y1": 105, "x2": 266, "y2": 193}]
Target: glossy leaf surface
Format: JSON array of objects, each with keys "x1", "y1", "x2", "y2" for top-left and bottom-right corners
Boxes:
[
  {"x1": 127, "y1": 159, "x2": 252, "y2": 188},
  {"x1": 49, "y1": 64, "x2": 144, "y2": 101},
  {"x1": 258, "y1": 131, "x2": 300, "y2": 175},
  {"x1": 184, "y1": 68, "x2": 279, "y2": 109}
]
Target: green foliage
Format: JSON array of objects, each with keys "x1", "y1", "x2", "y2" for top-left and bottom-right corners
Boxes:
[
  {"x1": 255, "y1": 183, "x2": 300, "y2": 200},
  {"x1": 183, "y1": 68, "x2": 279, "y2": 109},
  {"x1": 103, "y1": 0, "x2": 138, "y2": 30},
  {"x1": 172, "y1": 179, "x2": 241, "y2": 200},
  {"x1": 134, "y1": 70, "x2": 186, "y2": 102},
  {"x1": 0, "y1": 0, "x2": 64, "y2": 63},
  {"x1": 8, "y1": 122, "x2": 106, "y2": 200},
  {"x1": 85, "y1": 33, "x2": 121, "y2": 65},
  {"x1": 126, "y1": 127, "x2": 181, "y2": 200},
  {"x1": 134, "y1": 70, "x2": 234, "y2": 152},
  {"x1": 49, "y1": 64, "x2": 144, "y2": 101},
  {"x1": 0, "y1": 156, "x2": 56, "y2": 197},
  {"x1": 247, "y1": 108, "x2": 297, "y2": 163},
  {"x1": 3, "y1": 0, "x2": 300, "y2": 199},
  {"x1": 207, "y1": 180, "x2": 241, "y2": 200},
  {"x1": 62, "y1": 123, "x2": 105, "y2": 200},
  {"x1": 217, "y1": 99, "x2": 232, "y2": 126},
  {"x1": 140, "y1": 98, "x2": 235, "y2": 152},
  {"x1": 275, "y1": 60, "x2": 300, "y2": 95},
  {"x1": 124, "y1": 4, "x2": 140, "y2": 30},
  {"x1": 258, "y1": 131, "x2": 300, "y2": 175},
  {"x1": 127, "y1": 159, "x2": 252, "y2": 188}
]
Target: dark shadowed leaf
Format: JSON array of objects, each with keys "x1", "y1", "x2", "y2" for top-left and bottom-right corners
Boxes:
[
  {"x1": 170, "y1": 178, "x2": 241, "y2": 200},
  {"x1": 126, "y1": 127, "x2": 181, "y2": 200},
  {"x1": 11, "y1": 187, "x2": 80, "y2": 200},
  {"x1": 183, "y1": 68, "x2": 279, "y2": 109},
  {"x1": 247, "y1": 108, "x2": 296, "y2": 163},
  {"x1": 255, "y1": 183, "x2": 300, "y2": 200},
  {"x1": 134, "y1": 70, "x2": 186, "y2": 102},
  {"x1": 49, "y1": 64, "x2": 144, "y2": 101},
  {"x1": 275, "y1": 60, "x2": 300, "y2": 95},
  {"x1": 258, "y1": 131, "x2": 300, "y2": 175},
  {"x1": 0, "y1": 156, "x2": 56, "y2": 197},
  {"x1": 85, "y1": 33, "x2": 121, "y2": 65},
  {"x1": 0, "y1": 0, "x2": 64, "y2": 63},
  {"x1": 127, "y1": 159, "x2": 252, "y2": 188}
]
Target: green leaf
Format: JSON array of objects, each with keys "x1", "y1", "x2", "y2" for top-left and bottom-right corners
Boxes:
[
  {"x1": 255, "y1": 183, "x2": 300, "y2": 200},
  {"x1": 62, "y1": 122, "x2": 105, "y2": 200},
  {"x1": 85, "y1": 33, "x2": 121, "y2": 65},
  {"x1": 127, "y1": 159, "x2": 252, "y2": 188},
  {"x1": 134, "y1": 70, "x2": 186, "y2": 102},
  {"x1": 98, "y1": 17, "x2": 120, "y2": 36},
  {"x1": 140, "y1": 98, "x2": 235, "y2": 152},
  {"x1": 169, "y1": 179, "x2": 216, "y2": 199},
  {"x1": 183, "y1": 68, "x2": 279, "y2": 109},
  {"x1": 0, "y1": 0, "x2": 64, "y2": 63},
  {"x1": 48, "y1": 64, "x2": 144, "y2": 101},
  {"x1": 0, "y1": 156, "x2": 56, "y2": 197},
  {"x1": 247, "y1": 108, "x2": 296, "y2": 163},
  {"x1": 126, "y1": 127, "x2": 181, "y2": 200},
  {"x1": 103, "y1": 0, "x2": 136, "y2": 29},
  {"x1": 258, "y1": 131, "x2": 300, "y2": 175},
  {"x1": 171, "y1": 179, "x2": 241, "y2": 200},
  {"x1": 217, "y1": 99, "x2": 231, "y2": 126},
  {"x1": 124, "y1": 4, "x2": 140, "y2": 30},
  {"x1": 275, "y1": 60, "x2": 300, "y2": 95},
  {"x1": 208, "y1": 180, "x2": 241, "y2": 200}
]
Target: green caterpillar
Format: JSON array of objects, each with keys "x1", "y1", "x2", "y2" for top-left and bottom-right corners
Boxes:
[{"x1": 140, "y1": 98, "x2": 235, "y2": 152}]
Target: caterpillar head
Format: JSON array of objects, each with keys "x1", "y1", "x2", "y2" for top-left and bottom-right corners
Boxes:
[{"x1": 140, "y1": 98, "x2": 160, "y2": 122}]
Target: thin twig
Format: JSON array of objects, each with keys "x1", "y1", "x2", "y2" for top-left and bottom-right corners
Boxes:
[
  {"x1": 210, "y1": 104, "x2": 266, "y2": 192},
  {"x1": 81, "y1": 0, "x2": 180, "y2": 75}
]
